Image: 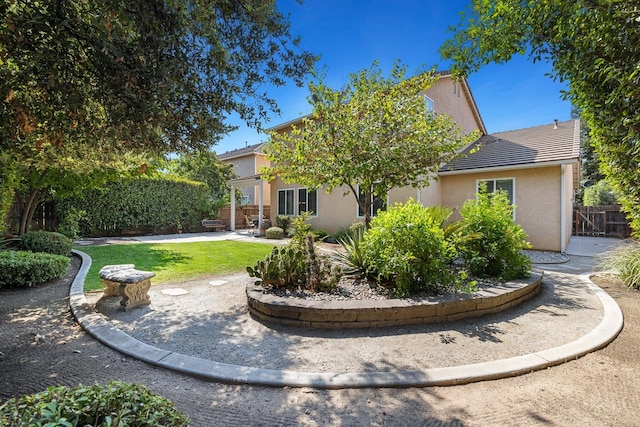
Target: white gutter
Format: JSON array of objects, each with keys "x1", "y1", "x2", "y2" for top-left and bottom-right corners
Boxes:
[
  {"x1": 560, "y1": 164, "x2": 566, "y2": 253},
  {"x1": 438, "y1": 158, "x2": 579, "y2": 176}
]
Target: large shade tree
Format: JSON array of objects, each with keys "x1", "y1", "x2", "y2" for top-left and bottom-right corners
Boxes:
[
  {"x1": 440, "y1": 0, "x2": 640, "y2": 235},
  {"x1": 264, "y1": 61, "x2": 478, "y2": 227},
  {"x1": 1, "y1": 0, "x2": 315, "y2": 232},
  {"x1": 168, "y1": 151, "x2": 237, "y2": 213}
]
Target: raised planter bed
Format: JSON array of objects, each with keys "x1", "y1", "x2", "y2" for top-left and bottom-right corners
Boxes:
[{"x1": 247, "y1": 270, "x2": 543, "y2": 329}]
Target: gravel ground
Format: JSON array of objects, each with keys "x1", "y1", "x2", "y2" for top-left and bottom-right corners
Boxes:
[{"x1": 5, "y1": 252, "x2": 640, "y2": 426}]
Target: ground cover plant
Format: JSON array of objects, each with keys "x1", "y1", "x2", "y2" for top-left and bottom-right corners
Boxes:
[
  {"x1": 77, "y1": 241, "x2": 275, "y2": 291},
  {"x1": 0, "y1": 381, "x2": 188, "y2": 426}
]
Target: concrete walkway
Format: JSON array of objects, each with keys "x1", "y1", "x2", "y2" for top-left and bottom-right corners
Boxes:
[{"x1": 69, "y1": 235, "x2": 625, "y2": 389}]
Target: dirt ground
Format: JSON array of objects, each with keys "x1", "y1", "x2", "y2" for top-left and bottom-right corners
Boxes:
[{"x1": 2, "y1": 255, "x2": 640, "y2": 426}]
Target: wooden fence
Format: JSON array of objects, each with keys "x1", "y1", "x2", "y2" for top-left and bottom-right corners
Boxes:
[
  {"x1": 573, "y1": 205, "x2": 631, "y2": 237},
  {"x1": 7, "y1": 201, "x2": 57, "y2": 234},
  {"x1": 217, "y1": 205, "x2": 271, "y2": 230}
]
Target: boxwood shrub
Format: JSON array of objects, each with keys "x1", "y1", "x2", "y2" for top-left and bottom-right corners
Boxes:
[
  {"x1": 0, "y1": 250, "x2": 70, "y2": 288},
  {"x1": 0, "y1": 381, "x2": 189, "y2": 426},
  {"x1": 21, "y1": 230, "x2": 72, "y2": 256}
]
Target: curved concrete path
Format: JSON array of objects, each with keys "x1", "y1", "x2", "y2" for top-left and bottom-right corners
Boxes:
[{"x1": 70, "y1": 249, "x2": 623, "y2": 389}]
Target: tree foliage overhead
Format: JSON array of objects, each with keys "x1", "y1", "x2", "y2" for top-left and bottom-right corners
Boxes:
[
  {"x1": 1, "y1": 0, "x2": 315, "y2": 155},
  {"x1": 440, "y1": 0, "x2": 640, "y2": 235},
  {"x1": 264, "y1": 61, "x2": 477, "y2": 227}
]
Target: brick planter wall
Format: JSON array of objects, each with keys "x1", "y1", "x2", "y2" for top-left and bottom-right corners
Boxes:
[{"x1": 246, "y1": 271, "x2": 543, "y2": 329}]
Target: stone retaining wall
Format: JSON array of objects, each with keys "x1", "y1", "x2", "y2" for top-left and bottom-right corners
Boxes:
[{"x1": 246, "y1": 271, "x2": 543, "y2": 329}]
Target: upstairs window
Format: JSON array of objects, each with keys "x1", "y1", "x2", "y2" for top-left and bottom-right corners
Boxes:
[{"x1": 424, "y1": 95, "x2": 435, "y2": 113}]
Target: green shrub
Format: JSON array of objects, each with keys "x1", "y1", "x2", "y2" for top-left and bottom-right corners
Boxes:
[
  {"x1": 312, "y1": 229, "x2": 329, "y2": 241},
  {"x1": 0, "y1": 381, "x2": 189, "y2": 426},
  {"x1": 362, "y1": 199, "x2": 458, "y2": 296},
  {"x1": 58, "y1": 176, "x2": 210, "y2": 236},
  {"x1": 56, "y1": 207, "x2": 86, "y2": 240},
  {"x1": 0, "y1": 250, "x2": 70, "y2": 288},
  {"x1": 290, "y1": 212, "x2": 313, "y2": 246},
  {"x1": 275, "y1": 215, "x2": 292, "y2": 234},
  {"x1": 265, "y1": 226, "x2": 284, "y2": 239},
  {"x1": 21, "y1": 230, "x2": 73, "y2": 256},
  {"x1": 333, "y1": 225, "x2": 371, "y2": 277},
  {"x1": 597, "y1": 239, "x2": 640, "y2": 289},
  {"x1": 583, "y1": 180, "x2": 619, "y2": 206},
  {"x1": 458, "y1": 189, "x2": 531, "y2": 279},
  {"x1": 327, "y1": 222, "x2": 365, "y2": 244}
]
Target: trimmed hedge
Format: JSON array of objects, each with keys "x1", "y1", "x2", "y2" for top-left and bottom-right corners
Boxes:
[
  {"x1": 21, "y1": 230, "x2": 72, "y2": 256},
  {"x1": 58, "y1": 176, "x2": 211, "y2": 237},
  {"x1": 0, "y1": 251, "x2": 70, "y2": 288},
  {"x1": 0, "y1": 381, "x2": 189, "y2": 426}
]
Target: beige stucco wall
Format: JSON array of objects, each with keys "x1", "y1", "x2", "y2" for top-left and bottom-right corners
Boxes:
[
  {"x1": 422, "y1": 77, "x2": 480, "y2": 135},
  {"x1": 224, "y1": 153, "x2": 271, "y2": 205},
  {"x1": 440, "y1": 165, "x2": 568, "y2": 251},
  {"x1": 563, "y1": 163, "x2": 575, "y2": 251}
]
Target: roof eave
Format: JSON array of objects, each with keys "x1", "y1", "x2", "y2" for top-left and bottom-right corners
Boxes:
[{"x1": 438, "y1": 158, "x2": 580, "y2": 176}]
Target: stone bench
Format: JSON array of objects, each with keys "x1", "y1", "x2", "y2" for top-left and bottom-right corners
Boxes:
[{"x1": 99, "y1": 264, "x2": 155, "y2": 311}]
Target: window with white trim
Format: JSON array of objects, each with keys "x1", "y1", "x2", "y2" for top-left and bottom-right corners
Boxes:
[
  {"x1": 278, "y1": 188, "x2": 318, "y2": 216},
  {"x1": 277, "y1": 189, "x2": 294, "y2": 216},
  {"x1": 424, "y1": 95, "x2": 434, "y2": 113},
  {"x1": 477, "y1": 178, "x2": 515, "y2": 205},
  {"x1": 297, "y1": 188, "x2": 318, "y2": 216},
  {"x1": 357, "y1": 184, "x2": 387, "y2": 218}
]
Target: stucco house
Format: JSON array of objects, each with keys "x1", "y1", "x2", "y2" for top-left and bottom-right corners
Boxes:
[
  {"x1": 227, "y1": 72, "x2": 580, "y2": 252},
  {"x1": 218, "y1": 142, "x2": 271, "y2": 206},
  {"x1": 438, "y1": 119, "x2": 580, "y2": 252}
]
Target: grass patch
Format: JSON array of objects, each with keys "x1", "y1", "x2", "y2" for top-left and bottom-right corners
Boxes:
[{"x1": 75, "y1": 241, "x2": 276, "y2": 291}]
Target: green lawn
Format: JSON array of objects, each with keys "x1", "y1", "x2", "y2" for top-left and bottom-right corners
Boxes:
[{"x1": 75, "y1": 241, "x2": 275, "y2": 291}]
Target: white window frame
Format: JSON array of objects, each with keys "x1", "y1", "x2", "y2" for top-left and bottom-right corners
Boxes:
[
  {"x1": 278, "y1": 187, "x2": 319, "y2": 217},
  {"x1": 277, "y1": 189, "x2": 295, "y2": 216},
  {"x1": 297, "y1": 187, "x2": 318, "y2": 217},
  {"x1": 356, "y1": 184, "x2": 388, "y2": 218},
  {"x1": 424, "y1": 95, "x2": 435, "y2": 113},
  {"x1": 476, "y1": 178, "x2": 516, "y2": 218}
]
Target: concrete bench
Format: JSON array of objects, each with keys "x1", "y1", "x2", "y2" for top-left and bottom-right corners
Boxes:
[
  {"x1": 99, "y1": 264, "x2": 155, "y2": 311},
  {"x1": 202, "y1": 219, "x2": 226, "y2": 232}
]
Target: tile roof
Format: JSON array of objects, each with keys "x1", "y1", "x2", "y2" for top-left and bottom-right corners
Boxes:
[
  {"x1": 440, "y1": 119, "x2": 580, "y2": 174},
  {"x1": 217, "y1": 142, "x2": 265, "y2": 160}
]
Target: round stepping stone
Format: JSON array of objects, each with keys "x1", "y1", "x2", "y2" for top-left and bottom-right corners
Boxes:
[
  {"x1": 161, "y1": 288, "x2": 189, "y2": 296},
  {"x1": 209, "y1": 280, "x2": 228, "y2": 287}
]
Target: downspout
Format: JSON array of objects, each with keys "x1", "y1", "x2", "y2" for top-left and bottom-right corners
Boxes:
[
  {"x1": 560, "y1": 164, "x2": 566, "y2": 253},
  {"x1": 230, "y1": 186, "x2": 236, "y2": 231}
]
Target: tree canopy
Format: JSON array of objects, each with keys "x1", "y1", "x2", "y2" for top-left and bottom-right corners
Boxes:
[
  {"x1": 1, "y1": 0, "x2": 315, "y2": 233},
  {"x1": 168, "y1": 151, "x2": 236, "y2": 212},
  {"x1": 264, "y1": 61, "x2": 477, "y2": 227},
  {"x1": 1, "y1": 0, "x2": 315, "y2": 154},
  {"x1": 440, "y1": 0, "x2": 640, "y2": 234}
]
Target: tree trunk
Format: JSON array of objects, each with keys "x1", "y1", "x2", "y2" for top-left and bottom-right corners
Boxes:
[{"x1": 16, "y1": 189, "x2": 44, "y2": 235}]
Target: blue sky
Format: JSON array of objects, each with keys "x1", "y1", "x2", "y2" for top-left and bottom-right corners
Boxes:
[{"x1": 215, "y1": 0, "x2": 572, "y2": 154}]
